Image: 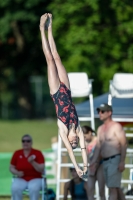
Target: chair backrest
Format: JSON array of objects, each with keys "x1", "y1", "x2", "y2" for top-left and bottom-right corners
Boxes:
[
  {"x1": 110, "y1": 73, "x2": 133, "y2": 98},
  {"x1": 68, "y1": 72, "x2": 91, "y2": 97}
]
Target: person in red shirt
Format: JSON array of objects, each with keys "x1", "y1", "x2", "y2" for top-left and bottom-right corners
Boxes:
[{"x1": 10, "y1": 134, "x2": 45, "y2": 200}]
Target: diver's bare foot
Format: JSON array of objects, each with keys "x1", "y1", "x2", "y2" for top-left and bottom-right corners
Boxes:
[
  {"x1": 47, "y1": 13, "x2": 52, "y2": 29},
  {"x1": 40, "y1": 13, "x2": 48, "y2": 30}
]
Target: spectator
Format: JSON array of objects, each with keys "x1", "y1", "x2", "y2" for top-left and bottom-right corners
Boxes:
[
  {"x1": 90, "y1": 103, "x2": 127, "y2": 200},
  {"x1": 63, "y1": 166, "x2": 89, "y2": 200},
  {"x1": 10, "y1": 134, "x2": 45, "y2": 200},
  {"x1": 82, "y1": 125, "x2": 106, "y2": 200}
]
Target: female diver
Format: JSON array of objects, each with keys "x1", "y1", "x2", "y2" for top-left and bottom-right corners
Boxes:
[{"x1": 39, "y1": 13, "x2": 88, "y2": 178}]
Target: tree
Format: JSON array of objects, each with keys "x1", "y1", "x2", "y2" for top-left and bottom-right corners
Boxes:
[
  {"x1": 0, "y1": 0, "x2": 133, "y2": 118},
  {"x1": 0, "y1": 0, "x2": 51, "y2": 118}
]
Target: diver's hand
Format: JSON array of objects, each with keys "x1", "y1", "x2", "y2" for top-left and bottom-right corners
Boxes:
[
  {"x1": 76, "y1": 167, "x2": 83, "y2": 178},
  {"x1": 83, "y1": 166, "x2": 88, "y2": 175},
  {"x1": 81, "y1": 173, "x2": 88, "y2": 181}
]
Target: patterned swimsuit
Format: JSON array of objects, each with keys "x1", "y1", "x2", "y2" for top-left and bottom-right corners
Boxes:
[{"x1": 51, "y1": 82, "x2": 79, "y2": 130}]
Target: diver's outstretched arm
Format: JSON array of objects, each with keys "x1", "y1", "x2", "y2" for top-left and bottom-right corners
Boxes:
[
  {"x1": 58, "y1": 120, "x2": 83, "y2": 178},
  {"x1": 77, "y1": 126, "x2": 88, "y2": 174}
]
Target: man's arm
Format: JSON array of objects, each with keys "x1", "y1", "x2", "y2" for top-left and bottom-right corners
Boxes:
[{"x1": 115, "y1": 123, "x2": 127, "y2": 172}]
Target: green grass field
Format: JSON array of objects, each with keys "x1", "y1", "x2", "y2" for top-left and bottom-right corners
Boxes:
[{"x1": 0, "y1": 119, "x2": 58, "y2": 152}]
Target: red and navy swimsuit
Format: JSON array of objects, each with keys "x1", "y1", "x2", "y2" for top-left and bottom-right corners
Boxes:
[{"x1": 51, "y1": 82, "x2": 79, "y2": 130}]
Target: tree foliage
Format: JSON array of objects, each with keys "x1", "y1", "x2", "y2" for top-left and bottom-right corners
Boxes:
[
  {"x1": 49, "y1": 0, "x2": 133, "y2": 93},
  {"x1": 0, "y1": 0, "x2": 133, "y2": 118},
  {"x1": 0, "y1": 0, "x2": 50, "y2": 117}
]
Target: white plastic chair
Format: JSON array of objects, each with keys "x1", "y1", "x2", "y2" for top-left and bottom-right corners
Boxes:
[
  {"x1": 108, "y1": 73, "x2": 133, "y2": 105},
  {"x1": 11, "y1": 171, "x2": 48, "y2": 200},
  {"x1": 68, "y1": 72, "x2": 95, "y2": 129}
]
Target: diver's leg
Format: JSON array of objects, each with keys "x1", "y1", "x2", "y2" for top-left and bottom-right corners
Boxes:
[
  {"x1": 40, "y1": 13, "x2": 60, "y2": 94},
  {"x1": 47, "y1": 13, "x2": 70, "y2": 89}
]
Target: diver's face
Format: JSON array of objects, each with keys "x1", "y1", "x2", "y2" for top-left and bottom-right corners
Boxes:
[
  {"x1": 69, "y1": 138, "x2": 79, "y2": 149},
  {"x1": 68, "y1": 127, "x2": 79, "y2": 149}
]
